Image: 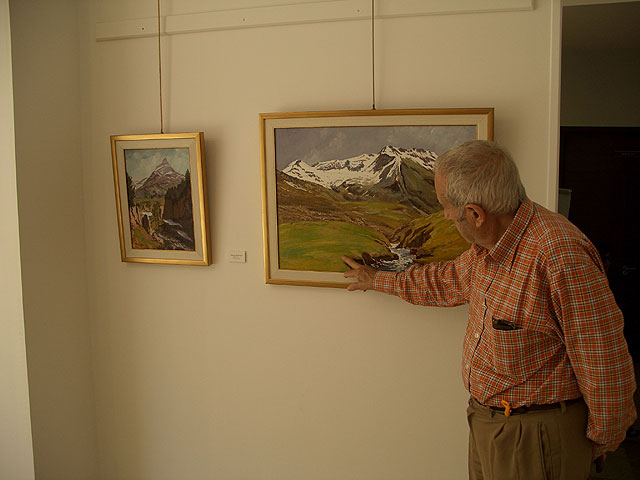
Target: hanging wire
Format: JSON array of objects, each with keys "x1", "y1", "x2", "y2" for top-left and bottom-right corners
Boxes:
[
  {"x1": 157, "y1": 0, "x2": 165, "y2": 133},
  {"x1": 371, "y1": 0, "x2": 376, "y2": 110}
]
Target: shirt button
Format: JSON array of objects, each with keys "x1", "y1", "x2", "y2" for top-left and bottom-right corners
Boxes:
[
  {"x1": 465, "y1": 363, "x2": 470, "y2": 370},
  {"x1": 474, "y1": 333, "x2": 480, "y2": 339}
]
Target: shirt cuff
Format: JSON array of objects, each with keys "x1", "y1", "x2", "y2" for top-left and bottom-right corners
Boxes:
[
  {"x1": 373, "y1": 270, "x2": 398, "y2": 294},
  {"x1": 592, "y1": 443, "x2": 607, "y2": 460}
]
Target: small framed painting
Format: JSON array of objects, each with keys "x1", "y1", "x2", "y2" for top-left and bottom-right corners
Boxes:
[
  {"x1": 260, "y1": 108, "x2": 493, "y2": 287},
  {"x1": 110, "y1": 132, "x2": 211, "y2": 266}
]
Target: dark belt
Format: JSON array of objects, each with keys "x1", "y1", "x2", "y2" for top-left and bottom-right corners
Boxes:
[{"x1": 486, "y1": 397, "x2": 583, "y2": 415}]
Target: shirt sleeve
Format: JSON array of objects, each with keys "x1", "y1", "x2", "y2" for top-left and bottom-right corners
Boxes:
[
  {"x1": 372, "y1": 248, "x2": 474, "y2": 307},
  {"x1": 549, "y1": 250, "x2": 637, "y2": 458}
]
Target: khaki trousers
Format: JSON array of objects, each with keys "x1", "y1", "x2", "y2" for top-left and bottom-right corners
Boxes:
[{"x1": 467, "y1": 397, "x2": 593, "y2": 480}]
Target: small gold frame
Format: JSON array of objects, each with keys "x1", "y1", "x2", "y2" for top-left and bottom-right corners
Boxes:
[{"x1": 111, "y1": 132, "x2": 211, "y2": 266}]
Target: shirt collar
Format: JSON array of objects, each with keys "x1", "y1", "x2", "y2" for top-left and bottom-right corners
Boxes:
[{"x1": 482, "y1": 199, "x2": 534, "y2": 270}]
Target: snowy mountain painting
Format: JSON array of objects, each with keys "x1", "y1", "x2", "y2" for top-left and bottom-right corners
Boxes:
[
  {"x1": 124, "y1": 148, "x2": 195, "y2": 251},
  {"x1": 274, "y1": 125, "x2": 477, "y2": 273}
]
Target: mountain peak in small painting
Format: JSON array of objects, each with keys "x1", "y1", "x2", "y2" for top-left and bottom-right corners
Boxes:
[{"x1": 135, "y1": 158, "x2": 185, "y2": 199}]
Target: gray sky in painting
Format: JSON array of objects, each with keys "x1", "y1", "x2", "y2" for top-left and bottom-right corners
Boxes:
[
  {"x1": 275, "y1": 125, "x2": 476, "y2": 170},
  {"x1": 124, "y1": 147, "x2": 190, "y2": 182}
]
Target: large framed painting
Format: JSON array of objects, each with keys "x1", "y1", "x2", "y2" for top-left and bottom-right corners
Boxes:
[
  {"x1": 110, "y1": 132, "x2": 211, "y2": 266},
  {"x1": 260, "y1": 108, "x2": 493, "y2": 288}
]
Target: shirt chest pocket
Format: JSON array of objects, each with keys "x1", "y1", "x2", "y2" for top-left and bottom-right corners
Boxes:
[{"x1": 489, "y1": 325, "x2": 560, "y2": 381}]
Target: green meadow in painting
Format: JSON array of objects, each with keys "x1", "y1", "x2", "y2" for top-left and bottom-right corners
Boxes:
[{"x1": 275, "y1": 125, "x2": 475, "y2": 273}]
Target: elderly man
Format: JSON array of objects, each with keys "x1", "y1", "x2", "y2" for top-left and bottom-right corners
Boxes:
[{"x1": 342, "y1": 140, "x2": 636, "y2": 479}]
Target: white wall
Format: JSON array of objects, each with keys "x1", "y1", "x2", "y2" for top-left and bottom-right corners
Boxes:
[
  {"x1": 7, "y1": 0, "x2": 561, "y2": 478},
  {"x1": 0, "y1": 0, "x2": 35, "y2": 478},
  {"x1": 85, "y1": 1, "x2": 555, "y2": 479},
  {"x1": 10, "y1": 0, "x2": 98, "y2": 478}
]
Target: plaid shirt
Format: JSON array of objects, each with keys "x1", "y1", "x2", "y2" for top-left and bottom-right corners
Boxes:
[{"x1": 374, "y1": 199, "x2": 636, "y2": 457}]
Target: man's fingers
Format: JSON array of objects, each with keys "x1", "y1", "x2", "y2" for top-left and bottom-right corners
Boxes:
[
  {"x1": 343, "y1": 269, "x2": 360, "y2": 278},
  {"x1": 342, "y1": 255, "x2": 374, "y2": 292},
  {"x1": 341, "y1": 255, "x2": 361, "y2": 270},
  {"x1": 346, "y1": 282, "x2": 367, "y2": 292}
]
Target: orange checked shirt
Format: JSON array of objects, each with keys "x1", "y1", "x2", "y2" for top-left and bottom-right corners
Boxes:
[{"x1": 373, "y1": 199, "x2": 637, "y2": 457}]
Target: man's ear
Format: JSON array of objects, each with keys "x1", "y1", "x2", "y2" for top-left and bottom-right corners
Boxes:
[{"x1": 465, "y1": 204, "x2": 486, "y2": 227}]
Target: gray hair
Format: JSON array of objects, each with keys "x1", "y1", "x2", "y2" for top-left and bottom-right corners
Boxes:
[{"x1": 434, "y1": 140, "x2": 527, "y2": 216}]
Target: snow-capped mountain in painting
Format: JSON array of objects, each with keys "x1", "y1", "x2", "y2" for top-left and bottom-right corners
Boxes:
[
  {"x1": 134, "y1": 158, "x2": 185, "y2": 199},
  {"x1": 282, "y1": 145, "x2": 437, "y2": 190},
  {"x1": 280, "y1": 145, "x2": 440, "y2": 214}
]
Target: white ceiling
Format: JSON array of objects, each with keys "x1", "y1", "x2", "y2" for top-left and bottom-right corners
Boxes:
[{"x1": 563, "y1": 1, "x2": 640, "y2": 50}]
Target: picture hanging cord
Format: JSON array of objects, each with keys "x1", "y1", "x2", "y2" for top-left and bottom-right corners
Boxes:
[
  {"x1": 371, "y1": 0, "x2": 376, "y2": 110},
  {"x1": 157, "y1": 0, "x2": 164, "y2": 134}
]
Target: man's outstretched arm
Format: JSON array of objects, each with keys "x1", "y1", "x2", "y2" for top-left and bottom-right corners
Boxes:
[{"x1": 342, "y1": 252, "x2": 472, "y2": 307}]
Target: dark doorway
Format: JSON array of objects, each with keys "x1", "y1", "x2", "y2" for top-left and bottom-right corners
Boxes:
[
  {"x1": 560, "y1": 2, "x2": 640, "y2": 477},
  {"x1": 559, "y1": 127, "x2": 640, "y2": 359},
  {"x1": 559, "y1": 127, "x2": 640, "y2": 478}
]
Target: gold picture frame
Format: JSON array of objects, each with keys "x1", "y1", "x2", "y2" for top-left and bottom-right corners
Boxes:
[
  {"x1": 260, "y1": 108, "x2": 494, "y2": 288},
  {"x1": 111, "y1": 132, "x2": 211, "y2": 266}
]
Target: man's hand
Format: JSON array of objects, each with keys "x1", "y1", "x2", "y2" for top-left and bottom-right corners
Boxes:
[
  {"x1": 595, "y1": 454, "x2": 606, "y2": 473},
  {"x1": 342, "y1": 256, "x2": 377, "y2": 292}
]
